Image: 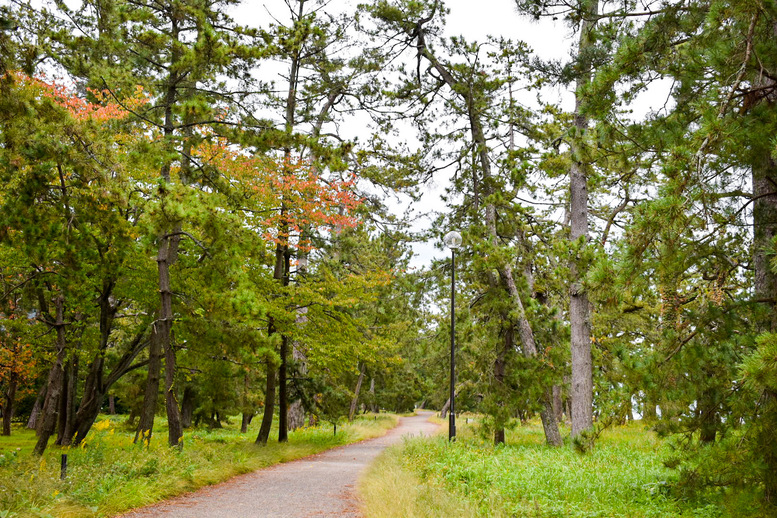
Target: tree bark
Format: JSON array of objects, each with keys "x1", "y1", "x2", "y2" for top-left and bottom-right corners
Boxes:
[
  {"x1": 369, "y1": 377, "x2": 378, "y2": 413},
  {"x1": 180, "y1": 386, "x2": 195, "y2": 429},
  {"x1": 241, "y1": 412, "x2": 253, "y2": 433},
  {"x1": 72, "y1": 323, "x2": 148, "y2": 446},
  {"x1": 57, "y1": 354, "x2": 78, "y2": 446},
  {"x1": 349, "y1": 362, "x2": 366, "y2": 422},
  {"x1": 289, "y1": 236, "x2": 310, "y2": 432},
  {"x1": 500, "y1": 266, "x2": 563, "y2": 447},
  {"x1": 493, "y1": 326, "x2": 510, "y2": 445},
  {"x1": 752, "y1": 154, "x2": 777, "y2": 331},
  {"x1": 135, "y1": 328, "x2": 162, "y2": 445},
  {"x1": 2, "y1": 373, "x2": 17, "y2": 436},
  {"x1": 569, "y1": 0, "x2": 599, "y2": 439},
  {"x1": 751, "y1": 135, "x2": 777, "y2": 503},
  {"x1": 34, "y1": 296, "x2": 67, "y2": 456},
  {"x1": 256, "y1": 355, "x2": 276, "y2": 445},
  {"x1": 27, "y1": 383, "x2": 46, "y2": 430},
  {"x1": 278, "y1": 335, "x2": 289, "y2": 442},
  {"x1": 439, "y1": 397, "x2": 451, "y2": 419},
  {"x1": 552, "y1": 385, "x2": 564, "y2": 424}
]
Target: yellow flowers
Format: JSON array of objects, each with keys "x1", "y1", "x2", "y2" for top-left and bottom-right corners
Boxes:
[{"x1": 93, "y1": 419, "x2": 113, "y2": 432}]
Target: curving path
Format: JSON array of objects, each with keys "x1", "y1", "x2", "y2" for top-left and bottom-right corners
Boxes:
[{"x1": 120, "y1": 411, "x2": 440, "y2": 517}]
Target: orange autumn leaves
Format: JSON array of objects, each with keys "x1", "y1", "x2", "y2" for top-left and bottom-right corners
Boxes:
[
  {"x1": 13, "y1": 72, "x2": 148, "y2": 122},
  {"x1": 200, "y1": 140, "x2": 361, "y2": 251},
  {"x1": 10, "y1": 71, "x2": 362, "y2": 251}
]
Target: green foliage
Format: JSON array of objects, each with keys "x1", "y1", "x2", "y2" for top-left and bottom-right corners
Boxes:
[
  {"x1": 364, "y1": 420, "x2": 728, "y2": 518},
  {"x1": 0, "y1": 413, "x2": 397, "y2": 516}
]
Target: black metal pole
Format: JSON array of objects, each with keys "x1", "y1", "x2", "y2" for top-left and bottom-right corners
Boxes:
[{"x1": 449, "y1": 248, "x2": 456, "y2": 441}]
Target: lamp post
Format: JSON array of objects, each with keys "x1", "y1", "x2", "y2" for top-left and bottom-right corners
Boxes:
[{"x1": 443, "y1": 230, "x2": 462, "y2": 441}]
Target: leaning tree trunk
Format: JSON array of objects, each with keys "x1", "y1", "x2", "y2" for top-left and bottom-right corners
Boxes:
[
  {"x1": 27, "y1": 384, "x2": 46, "y2": 430},
  {"x1": 71, "y1": 323, "x2": 148, "y2": 446},
  {"x1": 500, "y1": 266, "x2": 563, "y2": 447},
  {"x1": 439, "y1": 397, "x2": 451, "y2": 419},
  {"x1": 349, "y1": 362, "x2": 366, "y2": 422},
  {"x1": 256, "y1": 355, "x2": 277, "y2": 445},
  {"x1": 369, "y1": 377, "x2": 378, "y2": 413},
  {"x1": 135, "y1": 328, "x2": 162, "y2": 445},
  {"x1": 34, "y1": 296, "x2": 68, "y2": 456},
  {"x1": 56, "y1": 354, "x2": 78, "y2": 446},
  {"x1": 414, "y1": 20, "x2": 561, "y2": 446}
]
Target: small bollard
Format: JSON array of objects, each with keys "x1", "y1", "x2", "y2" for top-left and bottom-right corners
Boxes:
[
  {"x1": 333, "y1": 423, "x2": 337, "y2": 436},
  {"x1": 60, "y1": 454, "x2": 67, "y2": 480}
]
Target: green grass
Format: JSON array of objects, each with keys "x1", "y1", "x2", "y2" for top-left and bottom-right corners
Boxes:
[
  {"x1": 0, "y1": 412, "x2": 398, "y2": 517},
  {"x1": 360, "y1": 418, "x2": 726, "y2": 518}
]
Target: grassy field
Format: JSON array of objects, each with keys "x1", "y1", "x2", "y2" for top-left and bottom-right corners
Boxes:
[
  {"x1": 360, "y1": 416, "x2": 736, "y2": 518},
  {"x1": 0, "y1": 413, "x2": 397, "y2": 517}
]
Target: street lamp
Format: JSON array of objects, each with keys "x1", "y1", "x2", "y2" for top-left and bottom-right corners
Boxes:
[{"x1": 443, "y1": 230, "x2": 462, "y2": 441}]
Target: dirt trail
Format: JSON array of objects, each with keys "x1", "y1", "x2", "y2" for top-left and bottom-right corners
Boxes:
[{"x1": 120, "y1": 411, "x2": 440, "y2": 517}]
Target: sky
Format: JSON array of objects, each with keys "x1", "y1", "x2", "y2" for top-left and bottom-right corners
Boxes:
[
  {"x1": 233, "y1": 0, "x2": 669, "y2": 269},
  {"x1": 407, "y1": 1, "x2": 574, "y2": 268},
  {"x1": 227, "y1": 0, "x2": 578, "y2": 269}
]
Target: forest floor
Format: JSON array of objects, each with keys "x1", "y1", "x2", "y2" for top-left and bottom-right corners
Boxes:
[
  {"x1": 120, "y1": 411, "x2": 440, "y2": 517},
  {"x1": 0, "y1": 412, "x2": 404, "y2": 517}
]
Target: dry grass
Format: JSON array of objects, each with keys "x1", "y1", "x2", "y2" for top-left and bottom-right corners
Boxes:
[{"x1": 359, "y1": 444, "x2": 480, "y2": 518}]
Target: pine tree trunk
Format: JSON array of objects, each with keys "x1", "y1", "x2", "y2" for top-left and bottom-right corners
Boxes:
[
  {"x1": 753, "y1": 155, "x2": 777, "y2": 330},
  {"x1": 500, "y1": 266, "x2": 563, "y2": 446},
  {"x1": 180, "y1": 386, "x2": 195, "y2": 429},
  {"x1": 698, "y1": 388, "x2": 719, "y2": 443},
  {"x1": 135, "y1": 329, "x2": 162, "y2": 445},
  {"x1": 289, "y1": 242, "x2": 309, "y2": 432},
  {"x1": 287, "y1": 398, "x2": 305, "y2": 431},
  {"x1": 278, "y1": 335, "x2": 289, "y2": 442},
  {"x1": 439, "y1": 397, "x2": 451, "y2": 419},
  {"x1": 34, "y1": 296, "x2": 67, "y2": 456},
  {"x1": 108, "y1": 395, "x2": 115, "y2": 415},
  {"x1": 27, "y1": 384, "x2": 46, "y2": 430},
  {"x1": 569, "y1": 0, "x2": 598, "y2": 439},
  {"x1": 241, "y1": 413, "x2": 253, "y2": 433},
  {"x1": 369, "y1": 377, "x2": 378, "y2": 413},
  {"x1": 2, "y1": 374, "x2": 17, "y2": 436},
  {"x1": 493, "y1": 326, "x2": 509, "y2": 445},
  {"x1": 552, "y1": 385, "x2": 564, "y2": 424},
  {"x1": 256, "y1": 357, "x2": 276, "y2": 445},
  {"x1": 349, "y1": 362, "x2": 366, "y2": 422},
  {"x1": 57, "y1": 355, "x2": 78, "y2": 446},
  {"x1": 71, "y1": 324, "x2": 148, "y2": 446},
  {"x1": 751, "y1": 143, "x2": 777, "y2": 503}
]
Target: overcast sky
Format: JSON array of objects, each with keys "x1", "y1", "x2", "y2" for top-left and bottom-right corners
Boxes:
[{"x1": 233, "y1": 1, "x2": 581, "y2": 269}]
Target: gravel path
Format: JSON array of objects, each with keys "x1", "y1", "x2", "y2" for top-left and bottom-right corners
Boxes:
[{"x1": 120, "y1": 411, "x2": 440, "y2": 517}]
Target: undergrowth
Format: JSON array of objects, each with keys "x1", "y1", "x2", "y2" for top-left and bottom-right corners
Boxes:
[
  {"x1": 360, "y1": 418, "x2": 730, "y2": 518},
  {"x1": 0, "y1": 413, "x2": 397, "y2": 517}
]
